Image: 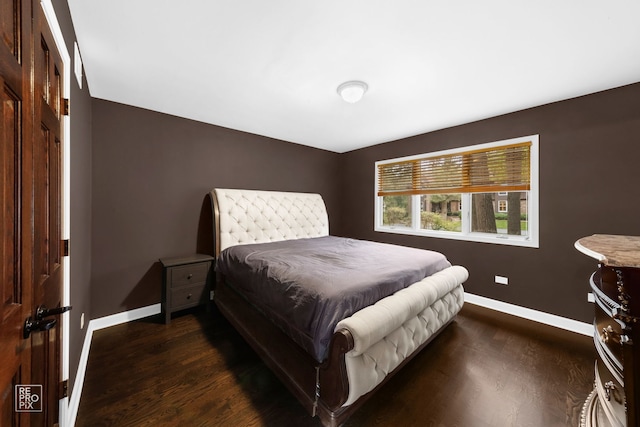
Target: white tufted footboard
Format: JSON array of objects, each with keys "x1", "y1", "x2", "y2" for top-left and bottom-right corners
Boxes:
[{"x1": 335, "y1": 265, "x2": 468, "y2": 406}]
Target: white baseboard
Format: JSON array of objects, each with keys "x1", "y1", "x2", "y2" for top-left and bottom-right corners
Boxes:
[
  {"x1": 464, "y1": 292, "x2": 593, "y2": 336},
  {"x1": 90, "y1": 304, "x2": 162, "y2": 331},
  {"x1": 66, "y1": 303, "x2": 161, "y2": 427}
]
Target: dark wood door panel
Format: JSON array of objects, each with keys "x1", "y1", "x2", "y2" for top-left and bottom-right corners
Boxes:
[
  {"x1": 0, "y1": 0, "x2": 32, "y2": 425},
  {"x1": 31, "y1": 3, "x2": 65, "y2": 425},
  {"x1": 1, "y1": 0, "x2": 65, "y2": 425}
]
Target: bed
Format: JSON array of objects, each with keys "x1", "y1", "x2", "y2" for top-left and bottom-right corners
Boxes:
[{"x1": 210, "y1": 188, "x2": 468, "y2": 426}]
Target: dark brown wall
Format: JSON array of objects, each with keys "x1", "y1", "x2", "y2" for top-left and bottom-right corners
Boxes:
[
  {"x1": 338, "y1": 82, "x2": 640, "y2": 323},
  {"x1": 52, "y1": 0, "x2": 93, "y2": 395},
  {"x1": 90, "y1": 100, "x2": 341, "y2": 318}
]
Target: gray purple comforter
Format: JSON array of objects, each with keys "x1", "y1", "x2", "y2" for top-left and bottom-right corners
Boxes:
[{"x1": 215, "y1": 236, "x2": 451, "y2": 362}]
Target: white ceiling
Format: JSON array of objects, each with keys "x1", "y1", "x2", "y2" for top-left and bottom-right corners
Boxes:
[{"x1": 67, "y1": 1, "x2": 640, "y2": 153}]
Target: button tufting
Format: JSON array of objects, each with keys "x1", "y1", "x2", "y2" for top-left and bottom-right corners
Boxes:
[
  {"x1": 341, "y1": 285, "x2": 464, "y2": 406},
  {"x1": 215, "y1": 189, "x2": 329, "y2": 252}
]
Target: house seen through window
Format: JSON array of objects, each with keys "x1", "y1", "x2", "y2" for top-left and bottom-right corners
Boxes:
[{"x1": 375, "y1": 135, "x2": 539, "y2": 247}]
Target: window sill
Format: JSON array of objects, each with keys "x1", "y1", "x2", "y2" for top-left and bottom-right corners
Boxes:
[{"x1": 374, "y1": 226, "x2": 539, "y2": 248}]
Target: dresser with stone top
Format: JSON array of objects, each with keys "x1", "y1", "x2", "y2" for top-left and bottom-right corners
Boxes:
[{"x1": 575, "y1": 235, "x2": 640, "y2": 427}]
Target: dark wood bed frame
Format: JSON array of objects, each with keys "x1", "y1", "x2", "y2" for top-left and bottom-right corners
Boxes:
[{"x1": 209, "y1": 190, "x2": 457, "y2": 426}]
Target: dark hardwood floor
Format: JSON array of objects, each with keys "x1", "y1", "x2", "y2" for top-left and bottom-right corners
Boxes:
[{"x1": 76, "y1": 303, "x2": 595, "y2": 427}]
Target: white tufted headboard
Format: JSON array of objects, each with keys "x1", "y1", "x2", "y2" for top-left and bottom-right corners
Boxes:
[{"x1": 210, "y1": 188, "x2": 329, "y2": 255}]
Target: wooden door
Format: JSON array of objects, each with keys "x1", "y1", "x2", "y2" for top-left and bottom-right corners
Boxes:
[
  {"x1": 1, "y1": 0, "x2": 65, "y2": 425},
  {"x1": 1, "y1": 0, "x2": 35, "y2": 424},
  {"x1": 31, "y1": 2, "x2": 65, "y2": 425}
]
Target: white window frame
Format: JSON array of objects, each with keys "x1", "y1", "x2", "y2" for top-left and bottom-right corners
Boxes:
[
  {"x1": 374, "y1": 135, "x2": 539, "y2": 248},
  {"x1": 498, "y1": 200, "x2": 508, "y2": 213}
]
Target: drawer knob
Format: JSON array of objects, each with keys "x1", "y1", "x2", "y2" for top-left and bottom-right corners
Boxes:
[
  {"x1": 187, "y1": 273, "x2": 193, "y2": 279},
  {"x1": 604, "y1": 381, "x2": 616, "y2": 401},
  {"x1": 187, "y1": 293, "x2": 192, "y2": 299},
  {"x1": 600, "y1": 325, "x2": 621, "y2": 345}
]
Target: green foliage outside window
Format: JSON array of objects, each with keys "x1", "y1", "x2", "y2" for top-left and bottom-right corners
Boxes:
[
  {"x1": 421, "y1": 212, "x2": 461, "y2": 232},
  {"x1": 384, "y1": 206, "x2": 411, "y2": 227}
]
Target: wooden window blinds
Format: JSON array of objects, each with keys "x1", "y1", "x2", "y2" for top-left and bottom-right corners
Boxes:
[{"x1": 377, "y1": 141, "x2": 531, "y2": 196}]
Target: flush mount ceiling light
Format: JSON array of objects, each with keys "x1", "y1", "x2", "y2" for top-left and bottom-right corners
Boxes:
[{"x1": 337, "y1": 81, "x2": 368, "y2": 103}]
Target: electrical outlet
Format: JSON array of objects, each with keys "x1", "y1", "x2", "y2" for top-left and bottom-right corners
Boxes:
[
  {"x1": 80, "y1": 312, "x2": 85, "y2": 329},
  {"x1": 495, "y1": 275, "x2": 509, "y2": 285},
  {"x1": 587, "y1": 292, "x2": 595, "y2": 303}
]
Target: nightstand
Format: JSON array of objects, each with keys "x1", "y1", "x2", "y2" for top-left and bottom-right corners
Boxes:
[{"x1": 160, "y1": 254, "x2": 214, "y2": 324}]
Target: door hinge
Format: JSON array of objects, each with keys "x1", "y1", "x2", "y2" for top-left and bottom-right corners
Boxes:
[
  {"x1": 60, "y1": 379, "x2": 68, "y2": 398},
  {"x1": 61, "y1": 239, "x2": 69, "y2": 257},
  {"x1": 63, "y1": 98, "x2": 70, "y2": 116}
]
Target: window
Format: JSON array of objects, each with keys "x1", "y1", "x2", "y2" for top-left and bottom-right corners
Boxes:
[{"x1": 375, "y1": 135, "x2": 539, "y2": 247}]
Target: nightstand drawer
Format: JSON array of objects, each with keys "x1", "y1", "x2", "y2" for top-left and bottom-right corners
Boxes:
[
  {"x1": 171, "y1": 282, "x2": 208, "y2": 311},
  {"x1": 170, "y1": 263, "x2": 210, "y2": 287}
]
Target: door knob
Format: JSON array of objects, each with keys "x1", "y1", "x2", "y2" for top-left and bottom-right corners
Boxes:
[
  {"x1": 23, "y1": 305, "x2": 72, "y2": 339},
  {"x1": 23, "y1": 317, "x2": 56, "y2": 338},
  {"x1": 36, "y1": 304, "x2": 72, "y2": 320}
]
